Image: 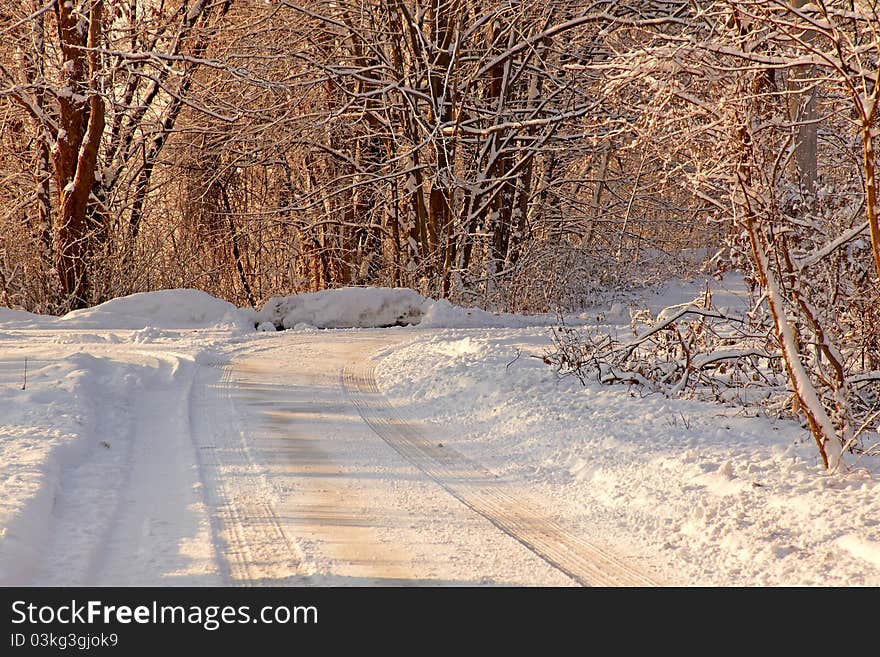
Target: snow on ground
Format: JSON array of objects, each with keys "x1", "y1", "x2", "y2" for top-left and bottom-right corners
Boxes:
[
  {"x1": 57, "y1": 288, "x2": 247, "y2": 330},
  {"x1": 1, "y1": 280, "x2": 878, "y2": 586},
  {"x1": 0, "y1": 290, "x2": 249, "y2": 585},
  {"x1": 249, "y1": 286, "x2": 557, "y2": 330},
  {"x1": 374, "y1": 275, "x2": 880, "y2": 586}
]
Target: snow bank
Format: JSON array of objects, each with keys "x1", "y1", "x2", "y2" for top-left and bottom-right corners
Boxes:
[
  {"x1": 252, "y1": 287, "x2": 559, "y2": 330},
  {"x1": 418, "y1": 299, "x2": 545, "y2": 328},
  {"x1": 3, "y1": 286, "x2": 559, "y2": 333},
  {"x1": 373, "y1": 311, "x2": 880, "y2": 586},
  {"x1": 254, "y1": 287, "x2": 430, "y2": 329},
  {"x1": 59, "y1": 289, "x2": 245, "y2": 330},
  {"x1": 0, "y1": 289, "x2": 249, "y2": 331},
  {"x1": 0, "y1": 307, "x2": 51, "y2": 328}
]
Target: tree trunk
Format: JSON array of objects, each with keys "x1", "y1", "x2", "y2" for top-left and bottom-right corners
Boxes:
[
  {"x1": 862, "y1": 121, "x2": 880, "y2": 280},
  {"x1": 52, "y1": 0, "x2": 105, "y2": 309},
  {"x1": 744, "y1": 210, "x2": 841, "y2": 469},
  {"x1": 788, "y1": 0, "x2": 817, "y2": 194}
]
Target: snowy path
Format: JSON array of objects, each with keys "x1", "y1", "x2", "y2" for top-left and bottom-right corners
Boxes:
[
  {"x1": 23, "y1": 346, "x2": 221, "y2": 585},
  {"x1": 8, "y1": 326, "x2": 653, "y2": 586},
  {"x1": 5, "y1": 284, "x2": 879, "y2": 587},
  {"x1": 92, "y1": 357, "x2": 219, "y2": 585},
  {"x1": 342, "y1": 356, "x2": 659, "y2": 586},
  {"x1": 211, "y1": 331, "x2": 611, "y2": 586},
  {"x1": 191, "y1": 359, "x2": 303, "y2": 584}
]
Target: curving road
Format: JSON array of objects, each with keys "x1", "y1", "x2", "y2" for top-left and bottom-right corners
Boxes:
[{"x1": 196, "y1": 330, "x2": 661, "y2": 586}]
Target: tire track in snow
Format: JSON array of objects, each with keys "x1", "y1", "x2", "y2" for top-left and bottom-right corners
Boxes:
[
  {"x1": 342, "y1": 360, "x2": 661, "y2": 587},
  {"x1": 192, "y1": 362, "x2": 302, "y2": 585}
]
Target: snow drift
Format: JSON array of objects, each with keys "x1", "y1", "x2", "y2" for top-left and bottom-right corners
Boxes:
[
  {"x1": 251, "y1": 287, "x2": 557, "y2": 330},
  {"x1": 59, "y1": 289, "x2": 243, "y2": 330},
  {"x1": 3, "y1": 286, "x2": 554, "y2": 332},
  {"x1": 253, "y1": 287, "x2": 430, "y2": 330}
]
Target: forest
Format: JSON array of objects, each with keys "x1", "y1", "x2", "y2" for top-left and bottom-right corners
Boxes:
[{"x1": 1, "y1": 0, "x2": 878, "y2": 468}]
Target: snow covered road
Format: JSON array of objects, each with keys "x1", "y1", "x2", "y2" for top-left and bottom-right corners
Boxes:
[
  {"x1": 3, "y1": 283, "x2": 878, "y2": 587},
  {"x1": 342, "y1": 346, "x2": 658, "y2": 585},
  {"x1": 208, "y1": 331, "x2": 657, "y2": 585},
  {"x1": 0, "y1": 321, "x2": 659, "y2": 586}
]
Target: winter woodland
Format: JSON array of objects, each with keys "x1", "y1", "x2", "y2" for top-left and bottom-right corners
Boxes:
[{"x1": 1, "y1": 1, "x2": 879, "y2": 469}]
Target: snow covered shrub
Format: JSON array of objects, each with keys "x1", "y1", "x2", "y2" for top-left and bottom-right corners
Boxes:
[
  {"x1": 716, "y1": 175, "x2": 880, "y2": 466},
  {"x1": 546, "y1": 290, "x2": 787, "y2": 406},
  {"x1": 566, "y1": 0, "x2": 880, "y2": 469}
]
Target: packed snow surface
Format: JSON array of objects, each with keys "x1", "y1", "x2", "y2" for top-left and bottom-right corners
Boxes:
[{"x1": 0, "y1": 281, "x2": 877, "y2": 586}]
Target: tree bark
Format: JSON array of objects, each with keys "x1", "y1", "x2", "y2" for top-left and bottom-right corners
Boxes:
[
  {"x1": 788, "y1": 0, "x2": 817, "y2": 193},
  {"x1": 862, "y1": 121, "x2": 880, "y2": 280},
  {"x1": 52, "y1": 0, "x2": 105, "y2": 308}
]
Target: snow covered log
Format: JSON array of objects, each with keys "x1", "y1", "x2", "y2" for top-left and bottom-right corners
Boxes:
[{"x1": 253, "y1": 288, "x2": 432, "y2": 329}]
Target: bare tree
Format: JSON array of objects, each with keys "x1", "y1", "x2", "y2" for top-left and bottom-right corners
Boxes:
[
  {"x1": 1, "y1": 0, "x2": 241, "y2": 309},
  {"x1": 587, "y1": 0, "x2": 880, "y2": 468}
]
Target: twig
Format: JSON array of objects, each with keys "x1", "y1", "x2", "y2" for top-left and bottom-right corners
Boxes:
[
  {"x1": 21, "y1": 356, "x2": 27, "y2": 390},
  {"x1": 851, "y1": 406, "x2": 880, "y2": 444},
  {"x1": 679, "y1": 412, "x2": 692, "y2": 431}
]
